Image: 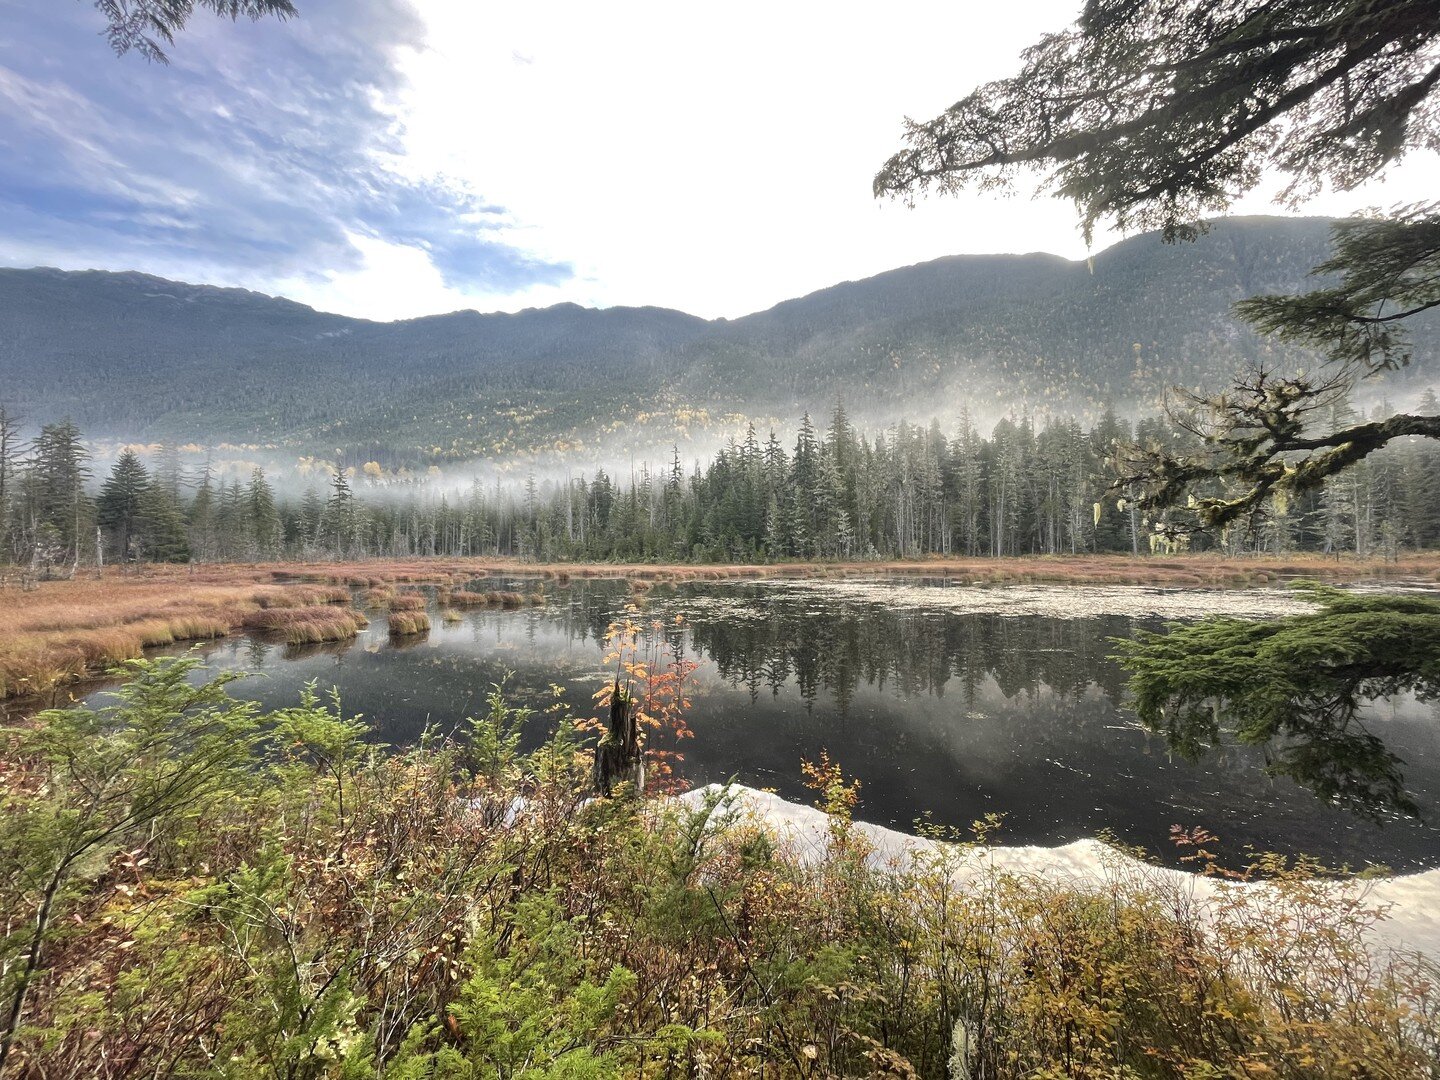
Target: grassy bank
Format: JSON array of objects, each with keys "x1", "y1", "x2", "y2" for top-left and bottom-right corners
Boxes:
[
  {"x1": 0, "y1": 658, "x2": 1434, "y2": 1078},
  {"x1": 278, "y1": 551, "x2": 1440, "y2": 588},
  {"x1": 0, "y1": 575, "x2": 353, "y2": 700}
]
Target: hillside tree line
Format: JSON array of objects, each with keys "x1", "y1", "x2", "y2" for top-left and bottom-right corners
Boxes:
[{"x1": 1, "y1": 397, "x2": 1438, "y2": 574}]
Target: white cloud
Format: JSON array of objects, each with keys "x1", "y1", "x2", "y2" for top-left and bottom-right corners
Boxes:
[
  {"x1": 352, "y1": 0, "x2": 1438, "y2": 320},
  {"x1": 272, "y1": 231, "x2": 577, "y2": 321},
  {"x1": 380, "y1": 0, "x2": 1092, "y2": 319}
]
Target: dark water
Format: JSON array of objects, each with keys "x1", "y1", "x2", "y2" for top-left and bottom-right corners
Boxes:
[{"x1": 53, "y1": 577, "x2": 1440, "y2": 870}]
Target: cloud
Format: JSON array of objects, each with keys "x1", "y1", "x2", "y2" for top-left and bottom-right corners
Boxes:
[
  {"x1": 1, "y1": 0, "x2": 1435, "y2": 322},
  {"x1": 0, "y1": 0, "x2": 570, "y2": 310}
]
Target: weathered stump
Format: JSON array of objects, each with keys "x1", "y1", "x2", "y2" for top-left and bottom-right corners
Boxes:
[{"x1": 593, "y1": 681, "x2": 645, "y2": 796}]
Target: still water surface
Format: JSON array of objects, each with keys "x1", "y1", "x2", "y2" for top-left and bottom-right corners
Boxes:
[{"x1": 74, "y1": 577, "x2": 1440, "y2": 870}]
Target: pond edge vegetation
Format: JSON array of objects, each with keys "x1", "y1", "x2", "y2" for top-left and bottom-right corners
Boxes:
[{"x1": 0, "y1": 654, "x2": 1436, "y2": 1077}]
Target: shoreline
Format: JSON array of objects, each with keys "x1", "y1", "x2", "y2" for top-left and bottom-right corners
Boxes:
[
  {"x1": 4, "y1": 553, "x2": 1439, "y2": 701},
  {"x1": 687, "y1": 785, "x2": 1440, "y2": 959}
]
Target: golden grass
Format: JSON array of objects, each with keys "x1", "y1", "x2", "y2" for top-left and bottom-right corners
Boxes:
[
  {"x1": 386, "y1": 593, "x2": 427, "y2": 612},
  {"x1": 241, "y1": 607, "x2": 369, "y2": 645},
  {"x1": 447, "y1": 589, "x2": 526, "y2": 608},
  {"x1": 441, "y1": 609, "x2": 463, "y2": 624},
  {"x1": 363, "y1": 585, "x2": 398, "y2": 608},
  {"x1": 0, "y1": 571, "x2": 364, "y2": 700},
  {"x1": 387, "y1": 611, "x2": 431, "y2": 636}
]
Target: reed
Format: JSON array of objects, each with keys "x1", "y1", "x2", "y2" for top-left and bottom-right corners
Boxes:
[
  {"x1": 240, "y1": 607, "x2": 369, "y2": 645},
  {"x1": 388, "y1": 611, "x2": 431, "y2": 636},
  {"x1": 363, "y1": 585, "x2": 397, "y2": 608},
  {"x1": 387, "y1": 593, "x2": 427, "y2": 612},
  {"x1": 446, "y1": 589, "x2": 526, "y2": 608}
]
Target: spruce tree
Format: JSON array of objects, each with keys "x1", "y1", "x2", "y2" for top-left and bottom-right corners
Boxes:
[
  {"x1": 188, "y1": 464, "x2": 217, "y2": 562},
  {"x1": 29, "y1": 420, "x2": 92, "y2": 571},
  {"x1": 96, "y1": 450, "x2": 150, "y2": 563},
  {"x1": 136, "y1": 483, "x2": 190, "y2": 563},
  {"x1": 246, "y1": 468, "x2": 281, "y2": 560}
]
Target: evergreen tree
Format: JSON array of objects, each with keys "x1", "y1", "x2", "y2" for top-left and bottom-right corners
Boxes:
[
  {"x1": 188, "y1": 463, "x2": 217, "y2": 562},
  {"x1": 246, "y1": 468, "x2": 281, "y2": 560},
  {"x1": 28, "y1": 420, "x2": 91, "y2": 573},
  {"x1": 96, "y1": 450, "x2": 150, "y2": 563},
  {"x1": 136, "y1": 483, "x2": 190, "y2": 563},
  {"x1": 215, "y1": 480, "x2": 246, "y2": 561},
  {"x1": 298, "y1": 488, "x2": 325, "y2": 555},
  {"x1": 324, "y1": 470, "x2": 356, "y2": 556},
  {"x1": 153, "y1": 442, "x2": 185, "y2": 503},
  {"x1": 95, "y1": 0, "x2": 298, "y2": 63}
]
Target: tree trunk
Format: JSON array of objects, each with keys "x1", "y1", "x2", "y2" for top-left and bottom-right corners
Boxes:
[{"x1": 593, "y1": 682, "x2": 644, "y2": 797}]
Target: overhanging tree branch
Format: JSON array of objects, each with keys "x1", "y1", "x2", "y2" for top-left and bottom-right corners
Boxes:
[
  {"x1": 92, "y1": 0, "x2": 298, "y2": 63},
  {"x1": 875, "y1": 0, "x2": 1440, "y2": 241},
  {"x1": 874, "y1": 1, "x2": 1440, "y2": 530}
]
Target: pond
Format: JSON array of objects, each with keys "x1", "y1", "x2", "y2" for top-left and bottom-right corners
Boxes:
[{"x1": 60, "y1": 576, "x2": 1440, "y2": 871}]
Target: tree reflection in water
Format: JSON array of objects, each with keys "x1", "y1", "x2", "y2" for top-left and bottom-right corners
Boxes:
[{"x1": 1115, "y1": 586, "x2": 1440, "y2": 822}]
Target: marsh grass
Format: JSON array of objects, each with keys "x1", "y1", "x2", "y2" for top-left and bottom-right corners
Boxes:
[
  {"x1": 251, "y1": 585, "x2": 350, "y2": 608},
  {"x1": 363, "y1": 585, "x2": 398, "y2": 608},
  {"x1": 387, "y1": 610, "x2": 431, "y2": 635},
  {"x1": 445, "y1": 590, "x2": 488, "y2": 606},
  {"x1": 447, "y1": 590, "x2": 526, "y2": 608},
  {"x1": 0, "y1": 577, "x2": 361, "y2": 698},
  {"x1": 242, "y1": 606, "x2": 369, "y2": 645}
]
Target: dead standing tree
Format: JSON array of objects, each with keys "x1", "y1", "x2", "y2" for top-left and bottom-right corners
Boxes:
[{"x1": 593, "y1": 680, "x2": 645, "y2": 796}]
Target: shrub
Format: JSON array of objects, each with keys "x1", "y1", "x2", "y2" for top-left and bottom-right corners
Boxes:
[{"x1": 1, "y1": 662, "x2": 1435, "y2": 1078}]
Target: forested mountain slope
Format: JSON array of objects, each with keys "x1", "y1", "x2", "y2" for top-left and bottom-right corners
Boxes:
[{"x1": 3, "y1": 216, "x2": 1432, "y2": 465}]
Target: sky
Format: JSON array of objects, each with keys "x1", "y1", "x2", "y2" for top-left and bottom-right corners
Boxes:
[{"x1": 1, "y1": 0, "x2": 1437, "y2": 322}]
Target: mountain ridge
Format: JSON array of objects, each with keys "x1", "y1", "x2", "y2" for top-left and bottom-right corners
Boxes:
[
  {"x1": 2, "y1": 216, "x2": 1433, "y2": 466},
  {"x1": 7, "y1": 213, "x2": 1341, "y2": 327}
]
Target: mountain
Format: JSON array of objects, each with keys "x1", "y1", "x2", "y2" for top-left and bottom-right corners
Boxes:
[{"x1": 2, "y1": 216, "x2": 1433, "y2": 468}]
